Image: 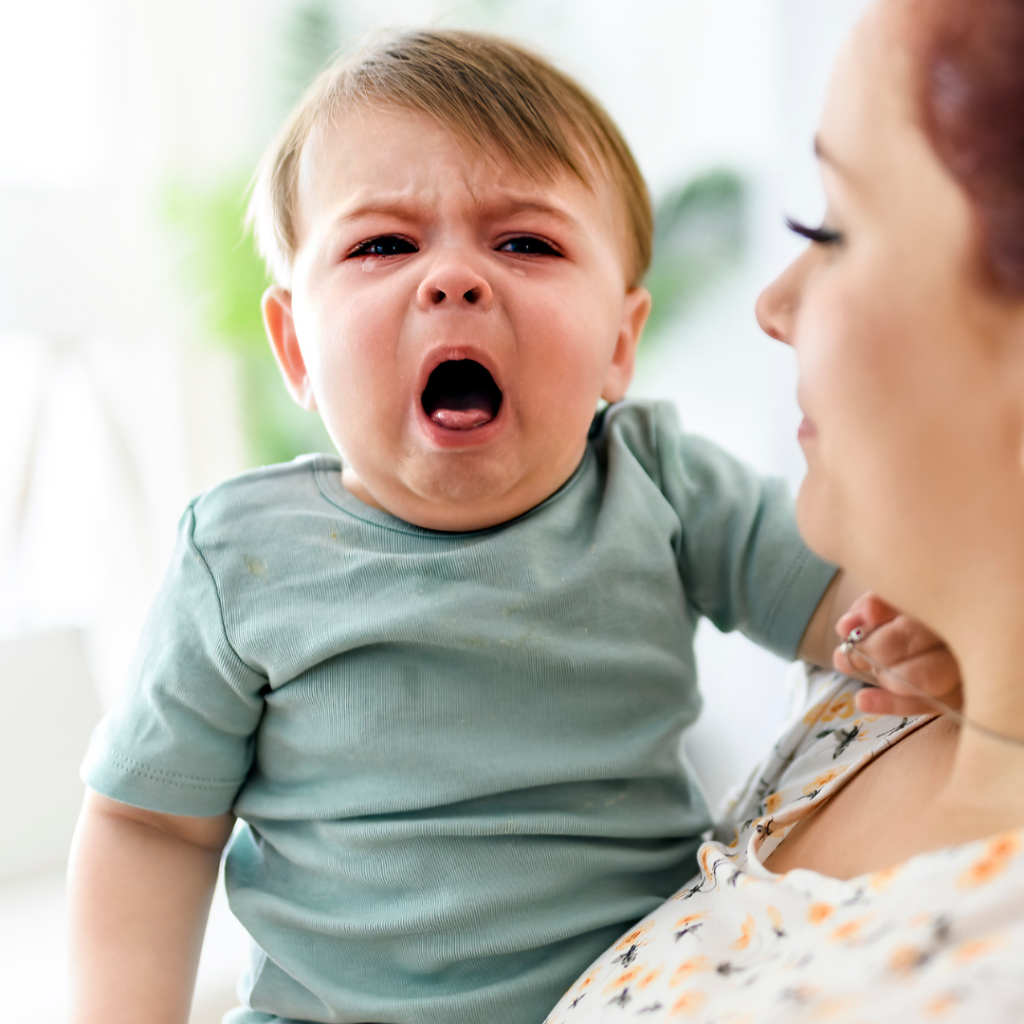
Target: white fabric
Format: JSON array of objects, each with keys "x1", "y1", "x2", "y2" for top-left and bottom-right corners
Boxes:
[{"x1": 546, "y1": 670, "x2": 1024, "y2": 1024}]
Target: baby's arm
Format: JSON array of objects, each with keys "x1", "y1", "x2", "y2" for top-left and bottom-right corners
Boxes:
[
  {"x1": 68, "y1": 790, "x2": 235, "y2": 1024},
  {"x1": 795, "y1": 569, "x2": 865, "y2": 668}
]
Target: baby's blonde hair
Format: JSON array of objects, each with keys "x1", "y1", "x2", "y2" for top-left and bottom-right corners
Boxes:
[{"x1": 248, "y1": 29, "x2": 652, "y2": 288}]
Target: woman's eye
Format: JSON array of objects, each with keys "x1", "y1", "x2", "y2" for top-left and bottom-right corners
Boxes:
[
  {"x1": 349, "y1": 236, "x2": 418, "y2": 258},
  {"x1": 785, "y1": 217, "x2": 844, "y2": 247},
  {"x1": 498, "y1": 236, "x2": 561, "y2": 256}
]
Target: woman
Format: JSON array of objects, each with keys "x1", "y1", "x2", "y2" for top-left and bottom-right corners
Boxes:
[{"x1": 547, "y1": 0, "x2": 1024, "y2": 1020}]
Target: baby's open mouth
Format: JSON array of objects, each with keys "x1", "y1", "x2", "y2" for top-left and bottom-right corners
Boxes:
[{"x1": 421, "y1": 360, "x2": 503, "y2": 431}]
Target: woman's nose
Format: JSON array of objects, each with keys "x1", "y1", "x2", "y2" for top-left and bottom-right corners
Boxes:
[
  {"x1": 755, "y1": 251, "x2": 809, "y2": 346},
  {"x1": 416, "y1": 257, "x2": 494, "y2": 310}
]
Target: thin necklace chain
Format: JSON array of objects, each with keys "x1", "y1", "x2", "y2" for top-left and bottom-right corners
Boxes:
[{"x1": 840, "y1": 627, "x2": 1024, "y2": 750}]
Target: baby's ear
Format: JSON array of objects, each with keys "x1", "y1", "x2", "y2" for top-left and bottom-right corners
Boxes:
[
  {"x1": 262, "y1": 286, "x2": 318, "y2": 411},
  {"x1": 601, "y1": 286, "x2": 651, "y2": 404}
]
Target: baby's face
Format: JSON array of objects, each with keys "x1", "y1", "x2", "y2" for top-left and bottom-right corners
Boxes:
[{"x1": 264, "y1": 106, "x2": 650, "y2": 531}]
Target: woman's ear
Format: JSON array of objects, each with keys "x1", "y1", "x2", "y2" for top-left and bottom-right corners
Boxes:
[
  {"x1": 262, "y1": 286, "x2": 317, "y2": 411},
  {"x1": 601, "y1": 286, "x2": 652, "y2": 404}
]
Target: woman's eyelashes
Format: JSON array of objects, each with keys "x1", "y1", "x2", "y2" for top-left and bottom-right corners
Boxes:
[
  {"x1": 785, "y1": 217, "x2": 844, "y2": 246},
  {"x1": 496, "y1": 235, "x2": 562, "y2": 257},
  {"x1": 348, "y1": 235, "x2": 418, "y2": 259}
]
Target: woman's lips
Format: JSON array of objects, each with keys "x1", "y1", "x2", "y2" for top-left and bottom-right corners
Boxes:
[{"x1": 798, "y1": 416, "x2": 818, "y2": 440}]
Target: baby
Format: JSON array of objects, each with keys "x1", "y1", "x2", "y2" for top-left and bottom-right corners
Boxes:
[{"x1": 69, "y1": 29, "x2": 946, "y2": 1024}]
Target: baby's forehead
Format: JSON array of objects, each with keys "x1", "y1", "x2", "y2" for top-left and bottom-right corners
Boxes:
[
  {"x1": 295, "y1": 105, "x2": 629, "y2": 254},
  {"x1": 301, "y1": 104, "x2": 589, "y2": 195}
]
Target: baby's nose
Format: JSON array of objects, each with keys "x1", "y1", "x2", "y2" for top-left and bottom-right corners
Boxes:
[
  {"x1": 416, "y1": 261, "x2": 493, "y2": 310},
  {"x1": 424, "y1": 284, "x2": 484, "y2": 305}
]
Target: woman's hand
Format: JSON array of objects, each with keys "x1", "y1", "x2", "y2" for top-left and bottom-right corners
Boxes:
[{"x1": 834, "y1": 593, "x2": 962, "y2": 717}]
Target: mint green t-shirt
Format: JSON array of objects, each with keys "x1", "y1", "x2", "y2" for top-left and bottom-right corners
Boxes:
[{"x1": 82, "y1": 401, "x2": 835, "y2": 1024}]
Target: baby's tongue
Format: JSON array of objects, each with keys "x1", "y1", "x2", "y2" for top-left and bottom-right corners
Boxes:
[
  {"x1": 430, "y1": 389, "x2": 496, "y2": 430},
  {"x1": 431, "y1": 407, "x2": 493, "y2": 430}
]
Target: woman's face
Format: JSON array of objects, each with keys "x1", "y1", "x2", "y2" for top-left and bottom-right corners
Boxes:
[{"x1": 756, "y1": 1, "x2": 1024, "y2": 624}]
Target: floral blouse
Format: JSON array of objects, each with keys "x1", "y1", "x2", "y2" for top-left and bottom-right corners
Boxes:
[{"x1": 545, "y1": 669, "x2": 1024, "y2": 1024}]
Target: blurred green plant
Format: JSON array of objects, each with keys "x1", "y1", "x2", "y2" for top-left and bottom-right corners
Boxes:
[
  {"x1": 162, "y1": 0, "x2": 345, "y2": 469},
  {"x1": 278, "y1": 0, "x2": 345, "y2": 112},
  {"x1": 642, "y1": 169, "x2": 748, "y2": 350},
  {"x1": 162, "y1": 178, "x2": 334, "y2": 467}
]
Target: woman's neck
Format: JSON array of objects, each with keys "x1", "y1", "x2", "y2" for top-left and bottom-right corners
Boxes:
[{"x1": 932, "y1": 632, "x2": 1024, "y2": 833}]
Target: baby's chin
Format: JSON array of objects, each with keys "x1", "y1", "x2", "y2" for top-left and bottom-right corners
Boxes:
[{"x1": 354, "y1": 448, "x2": 566, "y2": 533}]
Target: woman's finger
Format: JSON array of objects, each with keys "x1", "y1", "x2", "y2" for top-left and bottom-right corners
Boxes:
[
  {"x1": 854, "y1": 685, "x2": 956, "y2": 718},
  {"x1": 851, "y1": 613, "x2": 944, "y2": 667},
  {"x1": 835, "y1": 592, "x2": 901, "y2": 640}
]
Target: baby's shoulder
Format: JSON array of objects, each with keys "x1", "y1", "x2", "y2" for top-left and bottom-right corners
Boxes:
[
  {"x1": 596, "y1": 398, "x2": 679, "y2": 451},
  {"x1": 597, "y1": 399, "x2": 759, "y2": 499},
  {"x1": 592, "y1": 399, "x2": 683, "y2": 484},
  {"x1": 189, "y1": 454, "x2": 341, "y2": 538},
  {"x1": 182, "y1": 454, "x2": 350, "y2": 593}
]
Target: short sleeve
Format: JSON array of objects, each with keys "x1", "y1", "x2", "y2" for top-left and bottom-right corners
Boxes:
[
  {"x1": 81, "y1": 504, "x2": 267, "y2": 816},
  {"x1": 651, "y1": 403, "x2": 837, "y2": 659}
]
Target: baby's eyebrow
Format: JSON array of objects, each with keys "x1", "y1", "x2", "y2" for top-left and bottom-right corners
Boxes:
[
  {"x1": 331, "y1": 194, "x2": 581, "y2": 230},
  {"x1": 480, "y1": 197, "x2": 577, "y2": 223},
  {"x1": 333, "y1": 196, "x2": 429, "y2": 224}
]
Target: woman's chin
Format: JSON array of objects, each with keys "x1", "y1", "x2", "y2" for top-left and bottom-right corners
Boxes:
[{"x1": 795, "y1": 483, "x2": 844, "y2": 566}]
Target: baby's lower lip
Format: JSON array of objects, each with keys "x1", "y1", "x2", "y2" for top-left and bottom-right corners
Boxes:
[{"x1": 417, "y1": 402, "x2": 505, "y2": 448}]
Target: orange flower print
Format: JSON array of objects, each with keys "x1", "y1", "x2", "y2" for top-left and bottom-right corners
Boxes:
[
  {"x1": 603, "y1": 966, "x2": 644, "y2": 995},
  {"x1": 817, "y1": 691, "x2": 857, "y2": 723},
  {"x1": 950, "y1": 935, "x2": 1007, "y2": 966},
  {"x1": 578, "y1": 967, "x2": 600, "y2": 990},
  {"x1": 669, "y1": 956, "x2": 711, "y2": 986},
  {"x1": 869, "y1": 866, "x2": 901, "y2": 891},
  {"x1": 731, "y1": 914, "x2": 756, "y2": 951},
  {"x1": 670, "y1": 990, "x2": 708, "y2": 1017},
  {"x1": 803, "y1": 700, "x2": 827, "y2": 725},
  {"x1": 924, "y1": 992, "x2": 960, "y2": 1017},
  {"x1": 674, "y1": 912, "x2": 706, "y2": 929},
  {"x1": 888, "y1": 944, "x2": 926, "y2": 975},
  {"x1": 957, "y1": 832, "x2": 1022, "y2": 889},
  {"x1": 765, "y1": 791, "x2": 784, "y2": 814},
  {"x1": 815, "y1": 995, "x2": 861, "y2": 1018},
  {"x1": 767, "y1": 905, "x2": 784, "y2": 934},
  {"x1": 636, "y1": 967, "x2": 662, "y2": 991},
  {"x1": 829, "y1": 913, "x2": 874, "y2": 943},
  {"x1": 614, "y1": 920, "x2": 655, "y2": 949},
  {"x1": 802, "y1": 766, "x2": 848, "y2": 799},
  {"x1": 807, "y1": 902, "x2": 835, "y2": 925}
]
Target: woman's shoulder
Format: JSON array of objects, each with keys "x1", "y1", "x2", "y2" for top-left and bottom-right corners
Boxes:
[{"x1": 715, "y1": 668, "x2": 919, "y2": 842}]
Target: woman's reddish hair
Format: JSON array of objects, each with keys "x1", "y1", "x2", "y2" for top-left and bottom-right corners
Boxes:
[{"x1": 915, "y1": 0, "x2": 1024, "y2": 295}]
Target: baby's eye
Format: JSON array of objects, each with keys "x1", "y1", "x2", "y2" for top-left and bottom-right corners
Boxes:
[
  {"x1": 497, "y1": 236, "x2": 561, "y2": 256},
  {"x1": 348, "y1": 235, "x2": 418, "y2": 258}
]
